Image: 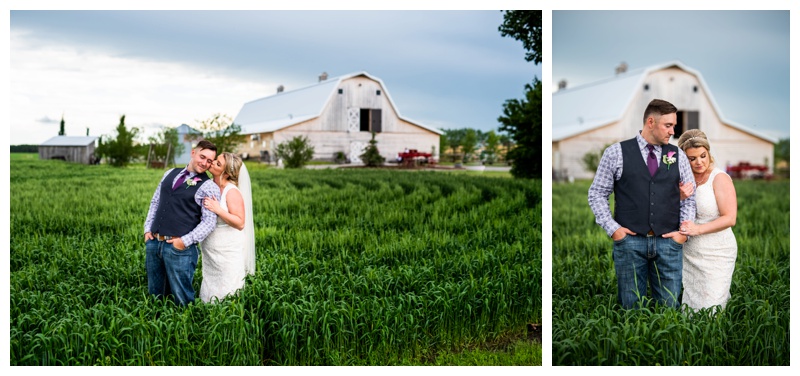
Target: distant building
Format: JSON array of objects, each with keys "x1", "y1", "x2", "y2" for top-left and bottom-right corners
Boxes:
[
  {"x1": 38, "y1": 136, "x2": 98, "y2": 164},
  {"x1": 233, "y1": 71, "x2": 442, "y2": 163},
  {"x1": 174, "y1": 124, "x2": 203, "y2": 165},
  {"x1": 553, "y1": 61, "x2": 777, "y2": 180}
]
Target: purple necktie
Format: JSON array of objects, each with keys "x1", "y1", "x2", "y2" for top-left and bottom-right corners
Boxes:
[
  {"x1": 172, "y1": 170, "x2": 189, "y2": 190},
  {"x1": 647, "y1": 145, "x2": 658, "y2": 177}
]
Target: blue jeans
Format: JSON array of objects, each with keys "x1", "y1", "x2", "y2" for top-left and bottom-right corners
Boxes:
[
  {"x1": 612, "y1": 234, "x2": 683, "y2": 309},
  {"x1": 146, "y1": 239, "x2": 199, "y2": 306}
]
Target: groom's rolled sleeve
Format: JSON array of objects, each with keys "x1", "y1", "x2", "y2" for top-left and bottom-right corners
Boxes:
[
  {"x1": 588, "y1": 143, "x2": 622, "y2": 237},
  {"x1": 677, "y1": 149, "x2": 697, "y2": 223},
  {"x1": 179, "y1": 180, "x2": 220, "y2": 247}
]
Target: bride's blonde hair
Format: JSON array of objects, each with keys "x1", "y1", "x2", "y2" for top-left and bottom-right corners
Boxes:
[
  {"x1": 220, "y1": 152, "x2": 243, "y2": 186},
  {"x1": 677, "y1": 129, "x2": 715, "y2": 165}
]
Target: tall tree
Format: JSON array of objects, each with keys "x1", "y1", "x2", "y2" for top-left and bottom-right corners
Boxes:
[
  {"x1": 59, "y1": 115, "x2": 66, "y2": 136},
  {"x1": 499, "y1": 10, "x2": 542, "y2": 64},
  {"x1": 498, "y1": 10, "x2": 542, "y2": 179},
  {"x1": 499, "y1": 79, "x2": 542, "y2": 179},
  {"x1": 95, "y1": 115, "x2": 140, "y2": 167},
  {"x1": 196, "y1": 113, "x2": 242, "y2": 154}
]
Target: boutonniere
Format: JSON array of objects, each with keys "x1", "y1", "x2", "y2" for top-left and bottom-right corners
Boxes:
[
  {"x1": 185, "y1": 176, "x2": 202, "y2": 188},
  {"x1": 662, "y1": 151, "x2": 677, "y2": 169}
]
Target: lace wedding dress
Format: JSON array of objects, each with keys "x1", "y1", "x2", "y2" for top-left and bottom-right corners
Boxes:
[
  {"x1": 682, "y1": 168, "x2": 738, "y2": 311},
  {"x1": 200, "y1": 184, "x2": 246, "y2": 303}
]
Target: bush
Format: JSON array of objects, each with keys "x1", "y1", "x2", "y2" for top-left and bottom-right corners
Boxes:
[
  {"x1": 359, "y1": 132, "x2": 385, "y2": 167},
  {"x1": 274, "y1": 135, "x2": 315, "y2": 168}
]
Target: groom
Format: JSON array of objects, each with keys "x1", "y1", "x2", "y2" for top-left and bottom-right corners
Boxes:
[
  {"x1": 588, "y1": 99, "x2": 696, "y2": 309},
  {"x1": 143, "y1": 140, "x2": 220, "y2": 306}
]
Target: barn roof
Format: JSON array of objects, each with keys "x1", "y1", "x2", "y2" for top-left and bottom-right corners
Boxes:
[
  {"x1": 552, "y1": 61, "x2": 777, "y2": 144},
  {"x1": 40, "y1": 136, "x2": 98, "y2": 146},
  {"x1": 233, "y1": 71, "x2": 443, "y2": 135}
]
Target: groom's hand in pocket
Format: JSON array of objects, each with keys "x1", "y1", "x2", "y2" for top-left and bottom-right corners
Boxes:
[
  {"x1": 612, "y1": 227, "x2": 636, "y2": 241},
  {"x1": 662, "y1": 231, "x2": 687, "y2": 244},
  {"x1": 168, "y1": 237, "x2": 186, "y2": 250}
]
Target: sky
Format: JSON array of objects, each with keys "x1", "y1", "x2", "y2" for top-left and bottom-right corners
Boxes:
[
  {"x1": 8, "y1": 9, "x2": 538, "y2": 145},
  {"x1": 552, "y1": 10, "x2": 790, "y2": 140}
]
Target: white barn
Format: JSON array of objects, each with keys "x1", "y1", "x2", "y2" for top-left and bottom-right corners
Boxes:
[
  {"x1": 233, "y1": 71, "x2": 442, "y2": 163},
  {"x1": 553, "y1": 61, "x2": 777, "y2": 180}
]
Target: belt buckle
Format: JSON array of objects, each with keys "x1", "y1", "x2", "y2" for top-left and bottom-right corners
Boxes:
[{"x1": 647, "y1": 231, "x2": 655, "y2": 237}]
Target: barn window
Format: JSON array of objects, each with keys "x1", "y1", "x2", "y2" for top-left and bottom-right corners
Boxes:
[
  {"x1": 376, "y1": 90, "x2": 381, "y2": 95},
  {"x1": 251, "y1": 134, "x2": 260, "y2": 141},
  {"x1": 644, "y1": 84, "x2": 650, "y2": 91},
  {"x1": 675, "y1": 111, "x2": 699, "y2": 138},
  {"x1": 338, "y1": 88, "x2": 343, "y2": 94},
  {"x1": 360, "y1": 109, "x2": 382, "y2": 132},
  {"x1": 693, "y1": 85, "x2": 698, "y2": 93}
]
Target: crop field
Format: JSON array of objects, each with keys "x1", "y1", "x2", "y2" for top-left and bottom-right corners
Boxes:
[
  {"x1": 552, "y1": 179, "x2": 789, "y2": 365},
  {"x1": 9, "y1": 154, "x2": 541, "y2": 366}
]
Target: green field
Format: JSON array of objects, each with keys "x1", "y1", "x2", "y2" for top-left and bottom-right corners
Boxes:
[
  {"x1": 552, "y1": 179, "x2": 789, "y2": 365},
  {"x1": 10, "y1": 154, "x2": 541, "y2": 365}
]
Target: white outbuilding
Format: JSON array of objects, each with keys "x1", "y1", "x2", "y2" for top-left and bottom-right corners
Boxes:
[
  {"x1": 553, "y1": 61, "x2": 777, "y2": 180},
  {"x1": 233, "y1": 71, "x2": 442, "y2": 163},
  {"x1": 38, "y1": 136, "x2": 99, "y2": 164}
]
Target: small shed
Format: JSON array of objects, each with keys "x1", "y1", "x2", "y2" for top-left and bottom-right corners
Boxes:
[{"x1": 39, "y1": 136, "x2": 99, "y2": 164}]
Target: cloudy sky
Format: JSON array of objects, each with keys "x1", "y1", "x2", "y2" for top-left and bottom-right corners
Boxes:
[
  {"x1": 8, "y1": 9, "x2": 538, "y2": 145},
  {"x1": 552, "y1": 10, "x2": 790, "y2": 140}
]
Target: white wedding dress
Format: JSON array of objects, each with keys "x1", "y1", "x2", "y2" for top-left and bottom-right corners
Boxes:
[
  {"x1": 200, "y1": 184, "x2": 246, "y2": 303},
  {"x1": 682, "y1": 168, "x2": 738, "y2": 311}
]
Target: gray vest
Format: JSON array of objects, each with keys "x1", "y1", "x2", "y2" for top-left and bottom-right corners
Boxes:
[{"x1": 614, "y1": 138, "x2": 681, "y2": 236}]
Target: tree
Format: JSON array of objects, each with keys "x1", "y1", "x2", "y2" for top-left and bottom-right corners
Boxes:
[
  {"x1": 774, "y1": 138, "x2": 789, "y2": 178},
  {"x1": 196, "y1": 113, "x2": 242, "y2": 154},
  {"x1": 274, "y1": 135, "x2": 315, "y2": 168},
  {"x1": 498, "y1": 79, "x2": 541, "y2": 179},
  {"x1": 498, "y1": 10, "x2": 542, "y2": 179},
  {"x1": 774, "y1": 138, "x2": 789, "y2": 166},
  {"x1": 483, "y1": 130, "x2": 500, "y2": 165},
  {"x1": 499, "y1": 10, "x2": 542, "y2": 64},
  {"x1": 59, "y1": 115, "x2": 66, "y2": 136},
  {"x1": 148, "y1": 127, "x2": 184, "y2": 167},
  {"x1": 95, "y1": 115, "x2": 140, "y2": 167},
  {"x1": 443, "y1": 128, "x2": 465, "y2": 162},
  {"x1": 461, "y1": 128, "x2": 478, "y2": 163},
  {"x1": 359, "y1": 132, "x2": 386, "y2": 167}
]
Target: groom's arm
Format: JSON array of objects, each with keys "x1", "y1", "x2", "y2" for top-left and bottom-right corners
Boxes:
[
  {"x1": 588, "y1": 143, "x2": 623, "y2": 237},
  {"x1": 677, "y1": 149, "x2": 697, "y2": 223},
  {"x1": 143, "y1": 170, "x2": 171, "y2": 239},
  {"x1": 177, "y1": 180, "x2": 220, "y2": 248}
]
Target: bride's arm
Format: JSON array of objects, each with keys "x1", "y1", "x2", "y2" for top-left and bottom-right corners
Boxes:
[
  {"x1": 204, "y1": 189, "x2": 246, "y2": 230},
  {"x1": 681, "y1": 173, "x2": 737, "y2": 236}
]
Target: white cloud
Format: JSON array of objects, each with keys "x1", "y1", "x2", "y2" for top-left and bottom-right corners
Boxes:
[{"x1": 10, "y1": 31, "x2": 274, "y2": 144}]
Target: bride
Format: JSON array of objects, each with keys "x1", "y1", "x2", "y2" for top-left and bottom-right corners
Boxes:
[
  {"x1": 200, "y1": 152, "x2": 256, "y2": 303},
  {"x1": 677, "y1": 130, "x2": 738, "y2": 312}
]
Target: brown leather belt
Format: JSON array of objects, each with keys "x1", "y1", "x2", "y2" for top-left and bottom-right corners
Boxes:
[
  {"x1": 646, "y1": 230, "x2": 655, "y2": 237},
  {"x1": 153, "y1": 233, "x2": 177, "y2": 242}
]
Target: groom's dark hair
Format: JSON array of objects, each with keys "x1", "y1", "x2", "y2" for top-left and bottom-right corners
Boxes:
[
  {"x1": 643, "y1": 99, "x2": 678, "y2": 124},
  {"x1": 195, "y1": 140, "x2": 217, "y2": 153}
]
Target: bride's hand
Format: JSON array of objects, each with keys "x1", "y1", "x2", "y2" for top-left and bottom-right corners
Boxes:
[
  {"x1": 679, "y1": 220, "x2": 701, "y2": 236},
  {"x1": 203, "y1": 196, "x2": 221, "y2": 213}
]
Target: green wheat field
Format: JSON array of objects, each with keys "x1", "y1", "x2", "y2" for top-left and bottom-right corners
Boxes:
[
  {"x1": 552, "y1": 179, "x2": 789, "y2": 365},
  {"x1": 10, "y1": 154, "x2": 541, "y2": 366}
]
